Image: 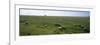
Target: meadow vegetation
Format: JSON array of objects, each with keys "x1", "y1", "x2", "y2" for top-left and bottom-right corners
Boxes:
[{"x1": 20, "y1": 15, "x2": 90, "y2": 36}]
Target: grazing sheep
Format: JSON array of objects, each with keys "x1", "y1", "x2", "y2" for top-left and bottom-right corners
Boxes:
[
  {"x1": 44, "y1": 24, "x2": 48, "y2": 27},
  {"x1": 79, "y1": 24, "x2": 84, "y2": 29},
  {"x1": 58, "y1": 27, "x2": 62, "y2": 29},
  {"x1": 75, "y1": 24, "x2": 85, "y2": 29},
  {"x1": 57, "y1": 26, "x2": 66, "y2": 31},
  {"x1": 79, "y1": 25, "x2": 88, "y2": 30},
  {"x1": 83, "y1": 26, "x2": 90, "y2": 33},
  {"x1": 83, "y1": 27, "x2": 87, "y2": 30},
  {"x1": 54, "y1": 23, "x2": 66, "y2": 31},
  {"x1": 24, "y1": 20, "x2": 29, "y2": 25},
  {"x1": 78, "y1": 24, "x2": 90, "y2": 33},
  {"x1": 73, "y1": 24, "x2": 90, "y2": 33},
  {"x1": 40, "y1": 24, "x2": 48, "y2": 28},
  {"x1": 58, "y1": 27, "x2": 63, "y2": 31}
]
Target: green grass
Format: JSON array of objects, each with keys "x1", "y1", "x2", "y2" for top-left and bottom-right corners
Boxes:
[{"x1": 20, "y1": 15, "x2": 90, "y2": 36}]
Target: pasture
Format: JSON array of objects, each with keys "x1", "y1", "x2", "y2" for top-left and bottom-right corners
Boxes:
[{"x1": 20, "y1": 15, "x2": 90, "y2": 36}]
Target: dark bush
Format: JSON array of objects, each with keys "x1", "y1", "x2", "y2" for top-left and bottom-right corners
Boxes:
[
  {"x1": 27, "y1": 33, "x2": 31, "y2": 35},
  {"x1": 54, "y1": 23, "x2": 61, "y2": 27}
]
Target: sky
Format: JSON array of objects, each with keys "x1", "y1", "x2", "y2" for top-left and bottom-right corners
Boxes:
[{"x1": 20, "y1": 9, "x2": 90, "y2": 17}]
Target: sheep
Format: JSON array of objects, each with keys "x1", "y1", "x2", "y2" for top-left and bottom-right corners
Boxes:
[
  {"x1": 44, "y1": 24, "x2": 48, "y2": 27},
  {"x1": 73, "y1": 24, "x2": 90, "y2": 33},
  {"x1": 24, "y1": 20, "x2": 29, "y2": 25},
  {"x1": 78, "y1": 24, "x2": 90, "y2": 33},
  {"x1": 40, "y1": 24, "x2": 48, "y2": 28},
  {"x1": 74, "y1": 24, "x2": 85, "y2": 29},
  {"x1": 78, "y1": 24, "x2": 88, "y2": 30},
  {"x1": 79, "y1": 24, "x2": 84, "y2": 29},
  {"x1": 54, "y1": 23, "x2": 66, "y2": 31},
  {"x1": 57, "y1": 26, "x2": 66, "y2": 31},
  {"x1": 82, "y1": 26, "x2": 90, "y2": 33},
  {"x1": 58, "y1": 27, "x2": 62, "y2": 30}
]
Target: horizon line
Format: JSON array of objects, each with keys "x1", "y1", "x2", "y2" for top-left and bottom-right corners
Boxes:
[{"x1": 20, "y1": 15, "x2": 90, "y2": 17}]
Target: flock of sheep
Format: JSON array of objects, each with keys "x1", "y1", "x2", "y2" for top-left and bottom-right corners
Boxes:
[
  {"x1": 40, "y1": 23, "x2": 89, "y2": 33},
  {"x1": 23, "y1": 20, "x2": 89, "y2": 33},
  {"x1": 20, "y1": 18, "x2": 90, "y2": 35}
]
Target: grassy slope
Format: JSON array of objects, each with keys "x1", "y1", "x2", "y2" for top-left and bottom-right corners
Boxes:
[{"x1": 20, "y1": 16, "x2": 90, "y2": 36}]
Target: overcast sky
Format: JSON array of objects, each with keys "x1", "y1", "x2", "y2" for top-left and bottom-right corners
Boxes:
[{"x1": 20, "y1": 9, "x2": 90, "y2": 16}]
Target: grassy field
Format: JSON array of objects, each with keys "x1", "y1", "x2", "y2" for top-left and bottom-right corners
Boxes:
[{"x1": 20, "y1": 15, "x2": 90, "y2": 36}]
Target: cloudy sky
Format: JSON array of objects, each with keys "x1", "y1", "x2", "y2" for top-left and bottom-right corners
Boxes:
[{"x1": 20, "y1": 9, "x2": 90, "y2": 16}]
